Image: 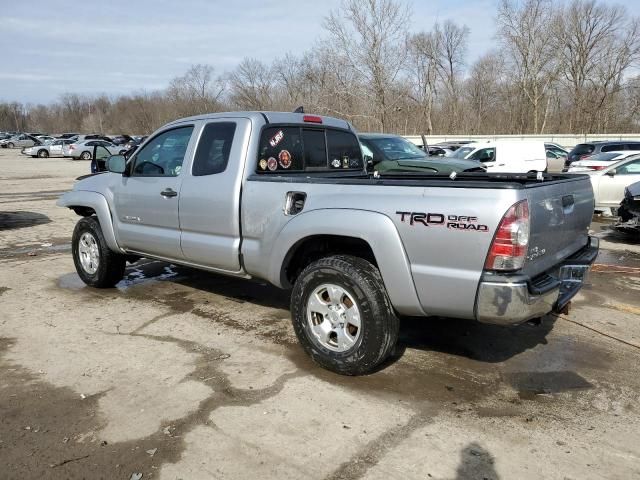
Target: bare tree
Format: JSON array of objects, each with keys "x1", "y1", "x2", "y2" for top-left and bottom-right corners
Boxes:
[
  {"x1": 497, "y1": 0, "x2": 558, "y2": 133},
  {"x1": 228, "y1": 58, "x2": 275, "y2": 110},
  {"x1": 407, "y1": 32, "x2": 441, "y2": 135},
  {"x1": 323, "y1": 0, "x2": 410, "y2": 131},
  {"x1": 555, "y1": 0, "x2": 640, "y2": 132}
]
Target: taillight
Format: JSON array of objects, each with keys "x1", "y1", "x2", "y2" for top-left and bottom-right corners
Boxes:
[
  {"x1": 69, "y1": 144, "x2": 76, "y2": 150},
  {"x1": 484, "y1": 200, "x2": 530, "y2": 271},
  {"x1": 591, "y1": 165, "x2": 606, "y2": 170}
]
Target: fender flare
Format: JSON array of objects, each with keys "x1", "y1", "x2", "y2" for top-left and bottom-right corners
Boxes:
[
  {"x1": 270, "y1": 209, "x2": 425, "y2": 316},
  {"x1": 57, "y1": 190, "x2": 121, "y2": 252}
]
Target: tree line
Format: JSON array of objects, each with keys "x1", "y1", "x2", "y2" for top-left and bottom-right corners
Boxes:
[{"x1": 1, "y1": 0, "x2": 639, "y2": 136}]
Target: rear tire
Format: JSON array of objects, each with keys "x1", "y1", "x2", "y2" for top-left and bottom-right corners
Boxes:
[
  {"x1": 80, "y1": 151, "x2": 92, "y2": 160},
  {"x1": 7, "y1": 142, "x2": 14, "y2": 149},
  {"x1": 37, "y1": 149, "x2": 49, "y2": 158},
  {"x1": 72, "y1": 216, "x2": 126, "y2": 288},
  {"x1": 290, "y1": 255, "x2": 399, "y2": 375}
]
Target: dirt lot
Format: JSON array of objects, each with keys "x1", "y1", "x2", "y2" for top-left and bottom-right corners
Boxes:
[{"x1": 1, "y1": 147, "x2": 640, "y2": 480}]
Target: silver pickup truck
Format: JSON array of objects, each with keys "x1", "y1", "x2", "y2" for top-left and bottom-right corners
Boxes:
[{"x1": 58, "y1": 112, "x2": 598, "y2": 375}]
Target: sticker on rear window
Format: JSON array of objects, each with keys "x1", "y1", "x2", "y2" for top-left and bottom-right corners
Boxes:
[
  {"x1": 279, "y1": 150, "x2": 292, "y2": 169},
  {"x1": 269, "y1": 130, "x2": 284, "y2": 148}
]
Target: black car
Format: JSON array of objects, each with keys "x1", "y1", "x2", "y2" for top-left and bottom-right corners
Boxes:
[
  {"x1": 110, "y1": 135, "x2": 134, "y2": 146},
  {"x1": 566, "y1": 141, "x2": 640, "y2": 168},
  {"x1": 615, "y1": 181, "x2": 640, "y2": 235}
]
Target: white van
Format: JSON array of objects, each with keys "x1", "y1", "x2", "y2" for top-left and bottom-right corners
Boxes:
[{"x1": 452, "y1": 141, "x2": 547, "y2": 173}]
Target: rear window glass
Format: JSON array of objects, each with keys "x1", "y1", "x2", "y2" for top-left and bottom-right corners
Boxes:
[
  {"x1": 257, "y1": 127, "x2": 303, "y2": 172},
  {"x1": 256, "y1": 126, "x2": 362, "y2": 172},
  {"x1": 193, "y1": 122, "x2": 236, "y2": 176},
  {"x1": 601, "y1": 144, "x2": 624, "y2": 153},
  {"x1": 303, "y1": 129, "x2": 327, "y2": 169},
  {"x1": 572, "y1": 144, "x2": 595, "y2": 155},
  {"x1": 624, "y1": 144, "x2": 640, "y2": 151},
  {"x1": 327, "y1": 130, "x2": 363, "y2": 169}
]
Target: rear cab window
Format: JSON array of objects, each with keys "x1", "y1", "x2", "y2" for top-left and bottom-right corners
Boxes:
[{"x1": 256, "y1": 126, "x2": 363, "y2": 173}]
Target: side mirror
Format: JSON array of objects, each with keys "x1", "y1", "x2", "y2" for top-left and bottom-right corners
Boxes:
[
  {"x1": 106, "y1": 155, "x2": 126, "y2": 174},
  {"x1": 606, "y1": 169, "x2": 617, "y2": 177}
]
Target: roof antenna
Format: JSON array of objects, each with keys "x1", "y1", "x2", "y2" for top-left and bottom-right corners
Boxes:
[{"x1": 293, "y1": 106, "x2": 304, "y2": 114}]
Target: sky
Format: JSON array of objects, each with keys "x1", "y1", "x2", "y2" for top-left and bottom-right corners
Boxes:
[{"x1": 0, "y1": 0, "x2": 638, "y2": 104}]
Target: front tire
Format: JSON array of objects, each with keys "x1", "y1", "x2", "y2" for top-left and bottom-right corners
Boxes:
[
  {"x1": 290, "y1": 255, "x2": 399, "y2": 375},
  {"x1": 72, "y1": 216, "x2": 125, "y2": 288}
]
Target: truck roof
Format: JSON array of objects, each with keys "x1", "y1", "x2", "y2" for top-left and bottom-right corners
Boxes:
[{"x1": 165, "y1": 111, "x2": 353, "y2": 131}]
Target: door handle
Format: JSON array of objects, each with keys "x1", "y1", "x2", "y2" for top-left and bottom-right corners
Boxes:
[{"x1": 160, "y1": 188, "x2": 178, "y2": 198}]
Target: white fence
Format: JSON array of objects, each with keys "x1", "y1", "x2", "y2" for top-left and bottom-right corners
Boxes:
[{"x1": 404, "y1": 134, "x2": 640, "y2": 149}]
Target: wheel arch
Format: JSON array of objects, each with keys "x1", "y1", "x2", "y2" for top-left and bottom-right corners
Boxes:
[
  {"x1": 270, "y1": 209, "x2": 425, "y2": 316},
  {"x1": 57, "y1": 190, "x2": 121, "y2": 252}
]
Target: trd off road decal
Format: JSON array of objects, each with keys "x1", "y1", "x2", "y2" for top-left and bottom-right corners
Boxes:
[
  {"x1": 269, "y1": 130, "x2": 284, "y2": 148},
  {"x1": 396, "y1": 211, "x2": 488, "y2": 232}
]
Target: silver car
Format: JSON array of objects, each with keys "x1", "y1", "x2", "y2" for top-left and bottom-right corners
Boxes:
[
  {"x1": 0, "y1": 134, "x2": 40, "y2": 149},
  {"x1": 64, "y1": 140, "x2": 125, "y2": 160},
  {"x1": 23, "y1": 139, "x2": 75, "y2": 158}
]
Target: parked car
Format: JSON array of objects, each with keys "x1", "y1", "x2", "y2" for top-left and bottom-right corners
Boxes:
[
  {"x1": 566, "y1": 141, "x2": 640, "y2": 168},
  {"x1": 588, "y1": 155, "x2": 640, "y2": 213},
  {"x1": 58, "y1": 111, "x2": 597, "y2": 375},
  {"x1": 23, "y1": 139, "x2": 75, "y2": 158},
  {"x1": 567, "y1": 152, "x2": 636, "y2": 172},
  {"x1": 615, "y1": 181, "x2": 640, "y2": 234},
  {"x1": 452, "y1": 140, "x2": 547, "y2": 173},
  {"x1": 110, "y1": 134, "x2": 134, "y2": 146},
  {"x1": 35, "y1": 135, "x2": 56, "y2": 143},
  {"x1": 434, "y1": 141, "x2": 474, "y2": 151},
  {"x1": 359, "y1": 134, "x2": 484, "y2": 174},
  {"x1": 545, "y1": 143, "x2": 568, "y2": 156},
  {"x1": 64, "y1": 140, "x2": 125, "y2": 160},
  {"x1": 58, "y1": 133, "x2": 80, "y2": 139},
  {"x1": 545, "y1": 150, "x2": 566, "y2": 173},
  {"x1": 0, "y1": 134, "x2": 40, "y2": 149}
]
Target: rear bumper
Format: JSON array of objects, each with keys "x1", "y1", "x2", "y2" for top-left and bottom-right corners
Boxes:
[{"x1": 475, "y1": 237, "x2": 599, "y2": 325}]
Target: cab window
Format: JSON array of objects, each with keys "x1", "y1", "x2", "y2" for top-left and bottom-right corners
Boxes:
[
  {"x1": 131, "y1": 126, "x2": 193, "y2": 177},
  {"x1": 327, "y1": 130, "x2": 363, "y2": 169},
  {"x1": 192, "y1": 122, "x2": 236, "y2": 176},
  {"x1": 257, "y1": 127, "x2": 303, "y2": 172},
  {"x1": 257, "y1": 126, "x2": 362, "y2": 173}
]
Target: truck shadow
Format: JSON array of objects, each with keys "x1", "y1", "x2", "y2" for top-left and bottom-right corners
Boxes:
[
  {"x1": 118, "y1": 261, "x2": 556, "y2": 367},
  {"x1": 0, "y1": 211, "x2": 51, "y2": 231},
  {"x1": 393, "y1": 315, "x2": 555, "y2": 364}
]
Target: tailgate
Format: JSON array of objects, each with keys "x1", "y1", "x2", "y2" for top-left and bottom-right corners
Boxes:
[{"x1": 522, "y1": 176, "x2": 593, "y2": 277}]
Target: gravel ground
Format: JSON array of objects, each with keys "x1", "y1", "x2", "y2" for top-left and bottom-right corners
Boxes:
[{"x1": 1, "y1": 147, "x2": 639, "y2": 480}]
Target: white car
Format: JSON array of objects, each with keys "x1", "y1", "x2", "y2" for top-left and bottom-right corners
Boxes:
[
  {"x1": 22, "y1": 139, "x2": 75, "y2": 158},
  {"x1": 568, "y1": 151, "x2": 636, "y2": 173},
  {"x1": 588, "y1": 154, "x2": 640, "y2": 212},
  {"x1": 63, "y1": 140, "x2": 125, "y2": 160},
  {"x1": 452, "y1": 140, "x2": 547, "y2": 173}
]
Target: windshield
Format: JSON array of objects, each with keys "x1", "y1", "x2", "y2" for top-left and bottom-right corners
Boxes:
[
  {"x1": 365, "y1": 136, "x2": 426, "y2": 161},
  {"x1": 452, "y1": 146, "x2": 474, "y2": 158}
]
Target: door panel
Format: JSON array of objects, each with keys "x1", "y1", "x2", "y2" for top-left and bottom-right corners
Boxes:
[
  {"x1": 179, "y1": 119, "x2": 249, "y2": 271},
  {"x1": 113, "y1": 125, "x2": 195, "y2": 259}
]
